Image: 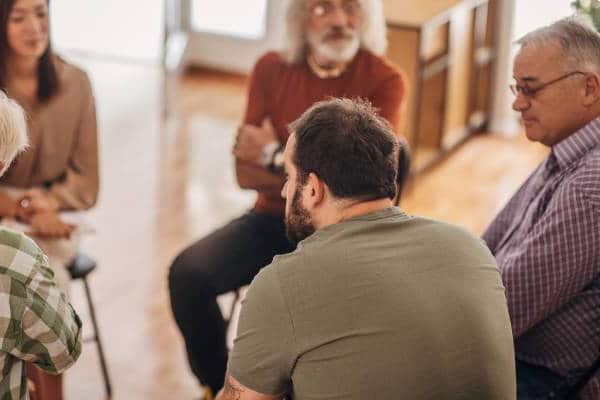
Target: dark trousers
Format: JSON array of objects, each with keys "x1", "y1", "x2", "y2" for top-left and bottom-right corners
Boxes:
[
  {"x1": 168, "y1": 212, "x2": 295, "y2": 393},
  {"x1": 517, "y1": 359, "x2": 576, "y2": 400}
]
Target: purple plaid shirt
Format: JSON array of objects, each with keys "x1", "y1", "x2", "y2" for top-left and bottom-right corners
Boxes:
[{"x1": 483, "y1": 117, "x2": 600, "y2": 399}]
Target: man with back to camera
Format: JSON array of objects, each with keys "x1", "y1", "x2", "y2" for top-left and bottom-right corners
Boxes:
[
  {"x1": 215, "y1": 98, "x2": 516, "y2": 400},
  {"x1": 483, "y1": 17, "x2": 600, "y2": 400},
  {"x1": 168, "y1": 0, "x2": 410, "y2": 396}
]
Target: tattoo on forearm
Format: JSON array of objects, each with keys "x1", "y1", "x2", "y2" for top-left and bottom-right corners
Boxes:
[{"x1": 222, "y1": 376, "x2": 244, "y2": 400}]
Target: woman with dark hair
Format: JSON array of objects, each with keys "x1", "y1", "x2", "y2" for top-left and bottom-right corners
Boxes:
[{"x1": 0, "y1": 0, "x2": 98, "y2": 398}]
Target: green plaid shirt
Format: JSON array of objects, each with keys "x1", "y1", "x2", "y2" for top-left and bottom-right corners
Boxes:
[{"x1": 0, "y1": 228, "x2": 82, "y2": 400}]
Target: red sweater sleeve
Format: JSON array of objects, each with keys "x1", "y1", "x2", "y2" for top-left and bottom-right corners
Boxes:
[
  {"x1": 243, "y1": 52, "x2": 281, "y2": 126},
  {"x1": 370, "y1": 66, "x2": 407, "y2": 138}
]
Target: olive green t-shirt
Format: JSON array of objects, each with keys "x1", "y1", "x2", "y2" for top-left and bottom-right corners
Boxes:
[{"x1": 228, "y1": 207, "x2": 515, "y2": 399}]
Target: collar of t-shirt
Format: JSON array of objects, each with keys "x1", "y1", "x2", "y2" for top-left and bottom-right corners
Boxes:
[{"x1": 306, "y1": 206, "x2": 410, "y2": 240}]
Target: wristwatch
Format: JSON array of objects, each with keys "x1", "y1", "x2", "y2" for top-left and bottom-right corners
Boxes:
[
  {"x1": 260, "y1": 141, "x2": 281, "y2": 167},
  {"x1": 268, "y1": 146, "x2": 285, "y2": 175}
]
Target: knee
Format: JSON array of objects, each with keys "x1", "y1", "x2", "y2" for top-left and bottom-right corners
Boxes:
[
  {"x1": 169, "y1": 252, "x2": 195, "y2": 293},
  {"x1": 169, "y1": 246, "x2": 217, "y2": 296}
]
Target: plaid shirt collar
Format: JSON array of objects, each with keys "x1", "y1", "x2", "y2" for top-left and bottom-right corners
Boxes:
[{"x1": 553, "y1": 115, "x2": 600, "y2": 170}]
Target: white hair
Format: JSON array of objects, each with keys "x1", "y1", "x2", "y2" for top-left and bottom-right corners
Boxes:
[
  {"x1": 516, "y1": 15, "x2": 600, "y2": 73},
  {"x1": 0, "y1": 92, "x2": 28, "y2": 176},
  {"x1": 281, "y1": 0, "x2": 388, "y2": 64}
]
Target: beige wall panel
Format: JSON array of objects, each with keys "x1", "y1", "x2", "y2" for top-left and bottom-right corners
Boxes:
[
  {"x1": 422, "y1": 24, "x2": 449, "y2": 61},
  {"x1": 386, "y1": 28, "x2": 419, "y2": 143},
  {"x1": 445, "y1": 5, "x2": 474, "y2": 136}
]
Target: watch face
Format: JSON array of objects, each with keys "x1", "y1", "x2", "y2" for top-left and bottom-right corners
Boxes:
[
  {"x1": 274, "y1": 151, "x2": 285, "y2": 167},
  {"x1": 260, "y1": 152, "x2": 270, "y2": 166}
]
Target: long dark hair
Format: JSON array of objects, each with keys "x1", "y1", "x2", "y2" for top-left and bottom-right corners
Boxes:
[{"x1": 0, "y1": 0, "x2": 59, "y2": 102}]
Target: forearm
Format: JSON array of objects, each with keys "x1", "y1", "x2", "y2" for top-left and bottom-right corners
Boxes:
[
  {"x1": 217, "y1": 375, "x2": 284, "y2": 400},
  {"x1": 49, "y1": 170, "x2": 99, "y2": 211},
  {"x1": 235, "y1": 159, "x2": 284, "y2": 195}
]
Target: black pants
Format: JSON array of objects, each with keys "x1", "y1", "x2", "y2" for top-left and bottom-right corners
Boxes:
[
  {"x1": 168, "y1": 212, "x2": 295, "y2": 393},
  {"x1": 516, "y1": 359, "x2": 576, "y2": 400}
]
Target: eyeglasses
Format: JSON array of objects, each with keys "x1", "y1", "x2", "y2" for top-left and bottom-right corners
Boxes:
[
  {"x1": 309, "y1": 0, "x2": 363, "y2": 18},
  {"x1": 510, "y1": 71, "x2": 585, "y2": 98}
]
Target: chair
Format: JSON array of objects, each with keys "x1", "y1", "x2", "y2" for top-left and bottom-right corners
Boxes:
[
  {"x1": 67, "y1": 253, "x2": 113, "y2": 398},
  {"x1": 161, "y1": 0, "x2": 189, "y2": 119}
]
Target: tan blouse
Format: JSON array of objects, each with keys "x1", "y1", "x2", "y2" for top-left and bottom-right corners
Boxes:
[{"x1": 1, "y1": 57, "x2": 99, "y2": 210}]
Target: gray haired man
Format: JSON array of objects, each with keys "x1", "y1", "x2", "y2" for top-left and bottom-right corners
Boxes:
[{"x1": 483, "y1": 17, "x2": 600, "y2": 400}]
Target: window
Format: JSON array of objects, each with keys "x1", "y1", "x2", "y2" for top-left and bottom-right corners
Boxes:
[
  {"x1": 51, "y1": 0, "x2": 163, "y2": 62},
  {"x1": 190, "y1": 0, "x2": 268, "y2": 40},
  {"x1": 513, "y1": 0, "x2": 573, "y2": 40}
]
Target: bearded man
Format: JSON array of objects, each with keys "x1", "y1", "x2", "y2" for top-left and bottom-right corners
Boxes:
[
  {"x1": 216, "y1": 98, "x2": 516, "y2": 400},
  {"x1": 169, "y1": 1, "x2": 408, "y2": 397}
]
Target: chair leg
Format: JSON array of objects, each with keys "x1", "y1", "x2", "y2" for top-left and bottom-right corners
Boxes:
[
  {"x1": 224, "y1": 289, "x2": 241, "y2": 331},
  {"x1": 82, "y1": 277, "x2": 113, "y2": 398}
]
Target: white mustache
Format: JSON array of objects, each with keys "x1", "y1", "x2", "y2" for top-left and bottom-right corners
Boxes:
[{"x1": 322, "y1": 28, "x2": 356, "y2": 41}]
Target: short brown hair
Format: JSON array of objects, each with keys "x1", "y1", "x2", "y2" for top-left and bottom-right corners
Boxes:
[{"x1": 289, "y1": 98, "x2": 399, "y2": 201}]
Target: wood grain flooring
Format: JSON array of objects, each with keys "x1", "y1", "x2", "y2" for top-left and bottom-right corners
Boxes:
[{"x1": 60, "y1": 56, "x2": 546, "y2": 400}]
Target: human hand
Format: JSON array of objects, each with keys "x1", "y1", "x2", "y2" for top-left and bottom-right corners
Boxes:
[
  {"x1": 16, "y1": 189, "x2": 60, "y2": 221},
  {"x1": 0, "y1": 191, "x2": 18, "y2": 218},
  {"x1": 26, "y1": 211, "x2": 75, "y2": 239},
  {"x1": 233, "y1": 118, "x2": 279, "y2": 164}
]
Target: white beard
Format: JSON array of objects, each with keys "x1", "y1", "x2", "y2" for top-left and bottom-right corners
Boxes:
[{"x1": 307, "y1": 29, "x2": 360, "y2": 65}]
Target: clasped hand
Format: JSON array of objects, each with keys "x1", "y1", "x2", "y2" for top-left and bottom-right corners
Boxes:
[
  {"x1": 0, "y1": 189, "x2": 74, "y2": 239},
  {"x1": 233, "y1": 118, "x2": 278, "y2": 165},
  {"x1": 25, "y1": 211, "x2": 75, "y2": 239}
]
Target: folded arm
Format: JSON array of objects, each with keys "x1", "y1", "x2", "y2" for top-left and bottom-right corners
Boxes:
[{"x1": 235, "y1": 159, "x2": 284, "y2": 197}]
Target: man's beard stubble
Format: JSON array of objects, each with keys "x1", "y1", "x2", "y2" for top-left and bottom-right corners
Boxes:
[{"x1": 285, "y1": 184, "x2": 316, "y2": 244}]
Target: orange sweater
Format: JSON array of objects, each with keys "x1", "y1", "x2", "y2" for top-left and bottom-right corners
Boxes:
[{"x1": 243, "y1": 50, "x2": 407, "y2": 215}]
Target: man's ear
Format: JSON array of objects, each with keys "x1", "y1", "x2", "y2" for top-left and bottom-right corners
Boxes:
[
  {"x1": 304, "y1": 172, "x2": 326, "y2": 208},
  {"x1": 583, "y1": 73, "x2": 600, "y2": 106}
]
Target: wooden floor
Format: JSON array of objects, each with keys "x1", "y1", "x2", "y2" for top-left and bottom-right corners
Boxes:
[{"x1": 61, "y1": 55, "x2": 547, "y2": 400}]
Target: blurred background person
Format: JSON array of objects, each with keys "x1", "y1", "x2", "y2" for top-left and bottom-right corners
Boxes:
[{"x1": 0, "y1": 0, "x2": 99, "y2": 398}]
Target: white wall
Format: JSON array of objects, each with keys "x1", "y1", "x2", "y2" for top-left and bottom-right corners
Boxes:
[
  {"x1": 184, "y1": 0, "x2": 287, "y2": 74},
  {"x1": 50, "y1": 0, "x2": 164, "y2": 63},
  {"x1": 513, "y1": 0, "x2": 573, "y2": 40},
  {"x1": 191, "y1": 0, "x2": 268, "y2": 40}
]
